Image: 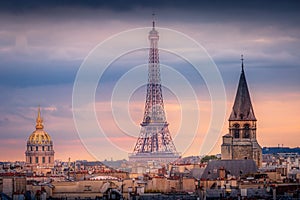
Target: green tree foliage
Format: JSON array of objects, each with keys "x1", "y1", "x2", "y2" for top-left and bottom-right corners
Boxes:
[{"x1": 201, "y1": 155, "x2": 218, "y2": 163}]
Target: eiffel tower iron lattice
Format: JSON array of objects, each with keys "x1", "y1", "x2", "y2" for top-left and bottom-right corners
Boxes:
[{"x1": 129, "y1": 20, "x2": 180, "y2": 163}]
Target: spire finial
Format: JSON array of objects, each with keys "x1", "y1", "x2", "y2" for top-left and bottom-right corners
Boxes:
[
  {"x1": 152, "y1": 12, "x2": 155, "y2": 29},
  {"x1": 36, "y1": 105, "x2": 44, "y2": 129},
  {"x1": 38, "y1": 105, "x2": 41, "y2": 118},
  {"x1": 241, "y1": 54, "x2": 244, "y2": 71}
]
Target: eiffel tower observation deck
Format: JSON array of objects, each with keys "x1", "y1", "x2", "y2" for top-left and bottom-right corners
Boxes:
[{"x1": 129, "y1": 19, "x2": 180, "y2": 163}]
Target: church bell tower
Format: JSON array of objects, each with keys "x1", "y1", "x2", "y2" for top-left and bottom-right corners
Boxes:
[{"x1": 221, "y1": 56, "x2": 262, "y2": 167}]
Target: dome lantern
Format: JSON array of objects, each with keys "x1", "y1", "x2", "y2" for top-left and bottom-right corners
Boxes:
[{"x1": 35, "y1": 106, "x2": 44, "y2": 129}]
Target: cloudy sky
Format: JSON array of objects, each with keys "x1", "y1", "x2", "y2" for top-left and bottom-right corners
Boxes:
[{"x1": 0, "y1": 0, "x2": 299, "y2": 161}]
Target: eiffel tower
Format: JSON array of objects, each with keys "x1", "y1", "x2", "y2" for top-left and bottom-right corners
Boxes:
[{"x1": 128, "y1": 19, "x2": 180, "y2": 163}]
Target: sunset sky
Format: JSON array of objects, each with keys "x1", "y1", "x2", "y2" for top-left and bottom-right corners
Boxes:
[{"x1": 0, "y1": 0, "x2": 299, "y2": 161}]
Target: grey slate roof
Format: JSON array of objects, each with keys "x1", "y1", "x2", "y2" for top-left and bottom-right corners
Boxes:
[
  {"x1": 191, "y1": 168, "x2": 206, "y2": 179},
  {"x1": 201, "y1": 159, "x2": 258, "y2": 180},
  {"x1": 229, "y1": 63, "x2": 256, "y2": 121}
]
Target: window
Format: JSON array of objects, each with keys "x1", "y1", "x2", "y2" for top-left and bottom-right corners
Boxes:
[
  {"x1": 48, "y1": 146, "x2": 50, "y2": 151},
  {"x1": 84, "y1": 186, "x2": 92, "y2": 191},
  {"x1": 42, "y1": 157, "x2": 45, "y2": 163},
  {"x1": 244, "y1": 124, "x2": 250, "y2": 138},
  {"x1": 49, "y1": 157, "x2": 51, "y2": 163},
  {"x1": 35, "y1": 157, "x2": 39, "y2": 163},
  {"x1": 36, "y1": 146, "x2": 38, "y2": 151},
  {"x1": 30, "y1": 146, "x2": 33, "y2": 151},
  {"x1": 233, "y1": 124, "x2": 240, "y2": 138},
  {"x1": 42, "y1": 146, "x2": 45, "y2": 151},
  {"x1": 29, "y1": 157, "x2": 32, "y2": 164},
  {"x1": 234, "y1": 130, "x2": 240, "y2": 138}
]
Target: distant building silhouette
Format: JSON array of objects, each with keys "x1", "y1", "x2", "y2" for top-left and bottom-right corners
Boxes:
[{"x1": 263, "y1": 147, "x2": 300, "y2": 155}]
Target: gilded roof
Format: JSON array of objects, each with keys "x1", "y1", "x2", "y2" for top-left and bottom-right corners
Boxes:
[
  {"x1": 28, "y1": 129, "x2": 51, "y2": 144},
  {"x1": 229, "y1": 61, "x2": 256, "y2": 121},
  {"x1": 28, "y1": 107, "x2": 52, "y2": 144}
]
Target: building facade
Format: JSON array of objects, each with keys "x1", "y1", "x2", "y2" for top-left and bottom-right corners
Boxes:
[
  {"x1": 221, "y1": 58, "x2": 262, "y2": 167},
  {"x1": 25, "y1": 107, "x2": 55, "y2": 174}
]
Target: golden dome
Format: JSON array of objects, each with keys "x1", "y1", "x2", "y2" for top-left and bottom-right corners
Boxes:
[
  {"x1": 28, "y1": 129, "x2": 52, "y2": 144},
  {"x1": 28, "y1": 107, "x2": 52, "y2": 144}
]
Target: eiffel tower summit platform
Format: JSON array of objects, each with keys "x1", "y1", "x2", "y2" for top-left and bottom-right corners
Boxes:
[{"x1": 128, "y1": 19, "x2": 180, "y2": 163}]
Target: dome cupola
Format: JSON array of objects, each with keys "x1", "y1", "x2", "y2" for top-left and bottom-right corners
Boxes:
[{"x1": 28, "y1": 107, "x2": 52, "y2": 145}]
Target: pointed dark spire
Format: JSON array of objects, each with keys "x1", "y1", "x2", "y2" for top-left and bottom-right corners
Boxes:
[
  {"x1": 229, "y1": 56, "x2": 256, "y2": 121},
  {"x1": 241, "y1": 54, "x2": 244, "y2": 72}
]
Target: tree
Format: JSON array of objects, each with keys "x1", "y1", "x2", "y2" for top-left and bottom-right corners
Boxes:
[{"x1": 201, "y1": 155, "x2": 218, "y2": 163}]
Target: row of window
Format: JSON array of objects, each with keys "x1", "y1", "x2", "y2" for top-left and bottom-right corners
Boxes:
[
  {"x1": 232, "y1": 124, "x2": 251, "y2": 138},
  {"x1": 234, "y1": 131, "x2": 250, "y2": 138},
  {"x1": 28, "y1": 146, "x2": 52, "y2": 151},
  {"x1": 29, "y1": 156, "x2": 51, "y2": 164},
  {"x1": 232, "y1": 124, "x2": 250, "y2": 129}
]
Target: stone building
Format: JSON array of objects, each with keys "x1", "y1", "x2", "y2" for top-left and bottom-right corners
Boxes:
[
  {"x1": 221, "y1": 58, "x2": 262, "y2": 167},
  {"x1": 25, "y1": 107, "x2": 55, "y2": 174}
]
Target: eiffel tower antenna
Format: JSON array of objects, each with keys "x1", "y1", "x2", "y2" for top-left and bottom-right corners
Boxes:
[{"x1": 152, "y1": 12, "x2": 155, "y2": 28}]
